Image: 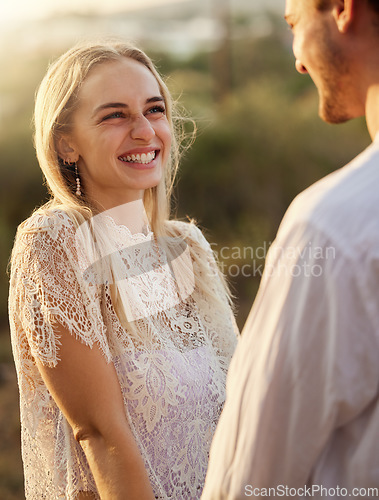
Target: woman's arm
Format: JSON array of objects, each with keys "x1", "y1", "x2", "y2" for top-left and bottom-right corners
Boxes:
[{"x1": 36, "y1": 322, "x2": 155, "y2": 500}]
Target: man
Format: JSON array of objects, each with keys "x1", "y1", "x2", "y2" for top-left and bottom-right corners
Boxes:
[{"x1": 202, "y1": 0, "x2": 379, "y2": 497}]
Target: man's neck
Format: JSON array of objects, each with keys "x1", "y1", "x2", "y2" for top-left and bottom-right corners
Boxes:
[{"x1": 365, "y1": 83, "x2": 379, "y2": 141}]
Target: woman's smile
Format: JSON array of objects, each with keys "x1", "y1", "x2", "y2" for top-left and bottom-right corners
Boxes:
[{"x1": 118, "y1": 148, "x2": 159, "y2": 168}]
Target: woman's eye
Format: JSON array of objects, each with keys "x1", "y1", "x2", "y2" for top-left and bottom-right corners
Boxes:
[
  {"x1": 146, "y1": 105, "x2": 166, "y2": 116},
  {"x1": 102, "y1": 111, "x2": 124, "y2": 120}
]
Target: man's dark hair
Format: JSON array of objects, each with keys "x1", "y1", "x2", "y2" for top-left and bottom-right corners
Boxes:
[{"x1": 369, "y1": 0, "x2": 379, "y2": 13}]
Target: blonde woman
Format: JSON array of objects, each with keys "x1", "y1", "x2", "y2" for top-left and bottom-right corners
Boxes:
[{"x1": 8, "y1": 41, "x2": 238, "y2": 499}]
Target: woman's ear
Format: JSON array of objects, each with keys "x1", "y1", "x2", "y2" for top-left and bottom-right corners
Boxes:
[
  {"x1": 332, "y1": 0, "x2": 355, "y2": 33},
  {"x1": 55, "y1": 135, "x2": 79, "y2": 163}
]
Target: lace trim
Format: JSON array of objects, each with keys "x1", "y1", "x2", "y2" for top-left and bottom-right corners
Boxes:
[{"x1": 100, "y1": 214, "x2": 153, "y2": 242}]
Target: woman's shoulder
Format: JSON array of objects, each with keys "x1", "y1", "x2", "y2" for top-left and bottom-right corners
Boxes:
[
  {"x1": 13, "y1": 209, "x2": 79, "y2": 261},
  {"x1": 20, "y1": 208, "x2": 77, "y2": 234},
  {"x1": 166, "y1": 219, "x2": 211, "y2": 249},
  {"x1": 10, "y1": 208, "x2": 91, "y2": 281}
]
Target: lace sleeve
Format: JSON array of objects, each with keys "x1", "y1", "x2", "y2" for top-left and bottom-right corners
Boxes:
[{"x1": 9, "y1": 211, "x2": 111, "y2": 367}]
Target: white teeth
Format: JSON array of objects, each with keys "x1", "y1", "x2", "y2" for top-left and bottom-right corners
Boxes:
[{"x1": 119, "y1": 151, "x2": 156, "y2": 164}]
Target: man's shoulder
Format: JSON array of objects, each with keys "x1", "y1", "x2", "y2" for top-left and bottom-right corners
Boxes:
[{"x1": 283, "y1": 141, "x2": 379, "y2": 244}]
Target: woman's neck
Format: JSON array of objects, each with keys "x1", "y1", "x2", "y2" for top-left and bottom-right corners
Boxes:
[{"x1": 101, "y1": 200, "x2": 148, "y2": 234}]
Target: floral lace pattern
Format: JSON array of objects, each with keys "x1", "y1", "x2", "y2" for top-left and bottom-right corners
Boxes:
[{"x1": 8, "y1": 210, "x2": 238, "y2": 499}]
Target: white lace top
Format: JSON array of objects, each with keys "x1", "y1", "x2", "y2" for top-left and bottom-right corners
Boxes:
[{"x1": 8, "y1": 210, "x2": 238, "y2": 499}]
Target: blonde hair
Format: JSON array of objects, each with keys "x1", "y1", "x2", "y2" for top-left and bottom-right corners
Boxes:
[{"x1": 28, "y1": 39, "x2": 232, "y2": 333}]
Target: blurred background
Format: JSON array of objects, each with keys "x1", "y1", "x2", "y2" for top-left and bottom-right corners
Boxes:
[{"x1": 0, "y1": 0, "x2": 370, "y2": 497}]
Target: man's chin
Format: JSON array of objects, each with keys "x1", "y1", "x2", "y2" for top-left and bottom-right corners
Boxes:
[{"x1": 319, "y1": 101, "x2": 351, "y2": 124}]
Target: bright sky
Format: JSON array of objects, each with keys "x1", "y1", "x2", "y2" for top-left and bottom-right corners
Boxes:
[{"x1": 1, "y1": 0, "x2": 188, "y2": 27}]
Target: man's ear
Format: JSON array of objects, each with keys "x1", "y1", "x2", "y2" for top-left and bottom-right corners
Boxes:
[
  {"x1": 55, "y1": 135, "x2": 79, "y2": 163},
  {"x1": 332, "y1": 0, "x2": 355, "y2": 33}
]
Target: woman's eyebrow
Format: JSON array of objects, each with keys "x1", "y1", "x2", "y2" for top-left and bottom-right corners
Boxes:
[
  {"x1": 92, "y1": 96, "x2": 164, "y2": 118},
  {"x1": 146, "y1": 96, "x2": 164, "y2": 104}
]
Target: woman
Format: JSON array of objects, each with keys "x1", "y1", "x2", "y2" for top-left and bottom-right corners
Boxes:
[{"x1": 8, "y1": 40, "x2": 238, "y2": 499}]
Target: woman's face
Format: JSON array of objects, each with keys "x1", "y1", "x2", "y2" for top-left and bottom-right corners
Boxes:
[{"x1": 62, "y1": 57, "x2": 172, "y2": 209}]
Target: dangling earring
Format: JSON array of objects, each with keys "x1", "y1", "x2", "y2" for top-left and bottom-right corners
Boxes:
[
  {"x1": 74, "y1": 162, "x2": 81, "y2": 196},
  {"x1": 63, "y1": 159, "x2": 81, "y2": 196}
]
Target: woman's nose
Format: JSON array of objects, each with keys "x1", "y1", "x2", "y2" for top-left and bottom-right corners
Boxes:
[{"x1": 130, "y1": 115, "x2": 155, "y2": 141}]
